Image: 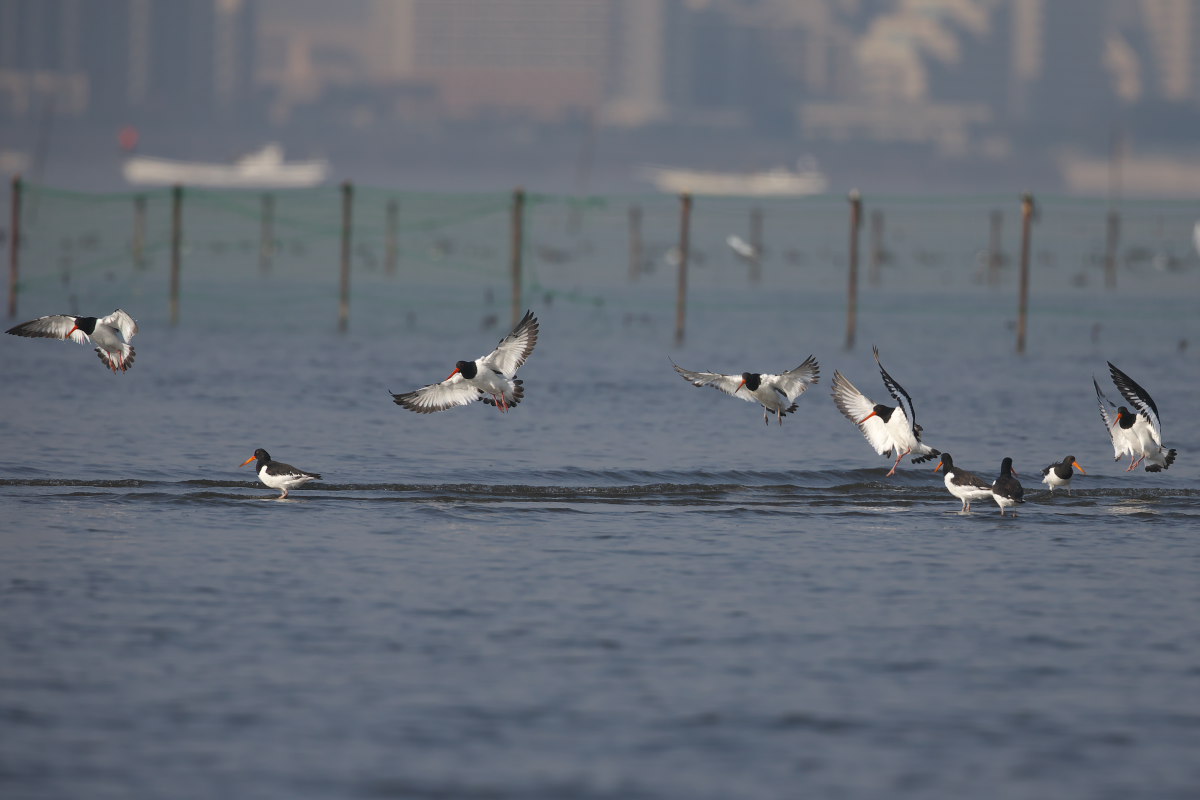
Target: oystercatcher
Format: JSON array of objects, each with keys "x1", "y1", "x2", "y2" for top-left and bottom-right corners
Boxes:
[
  {"x1": 1041, "y1": 455, "x2": 1085, "y2": 495},
  {"x1": 239, "y1": 448, "x2": 322, "y2": 499},
  {"x1": 671, "y1": 355, "x2": 819, "y2": 425},
  {"x1": 934, "y1": 453, "x2": 993, "y2": 513},
  {"x1": 1095, "y1": 365, "x2": 1177, "y2": 472},
  {"x1": 991, "y1": 457, "x2": 1024, "y2": 516},
  {"x1": 6, "y1": 308, "x2": 138, "y2": 372},
  {"x1": 832, "y1": 346, "x2": 940, "y2": 475},
  {"x1": 392, "y1": 310, "x2": 539, "y2": 413}
]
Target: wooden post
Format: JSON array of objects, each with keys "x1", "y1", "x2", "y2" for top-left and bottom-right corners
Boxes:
[
  {"x1": 338, "y1": 181, "x2": 353, "y2": 332},
  {"x1": 7, "y1": 175, "x2": 21, "y2": 318},
  {"x1": 259, "y1": 193, "x2": 274, "y2": 273},
  {"x1": 1016, "y1": 193, "x2": 1034, "y2": 355},
  {"x1": 132, "y1": 194, "x2": 147, "y2": 269},
  {"x1": 675, "y1": 193, "x2": 692, "y2": 347},
  {"x1": 749, "y1": 206, "x2": 763, "y2": 283},
  {"x1": 868, "y1": 208, "x2": 883, "y2": 286},
  {"x1": 385, "y1": 198, "x2": 399, "y2": 276},
  {"x1": 845, "y1": 189, "x2": 862, "y2": 350},
  {"x1": 628, "y1": 204, "x2": 642, "y2": 282},
  {"x1": 169, "y1": 184, "x2": 182, "y2": 326},
  {"x1": 1103, "y1": 210, "x2": 1119, "y2": 290},
  {"x1": 987, "y1": 209, "x2": 1003, "y2": 286},
  {"x1": 510, "y1": 187, "x2": 524, "y2": 327}
]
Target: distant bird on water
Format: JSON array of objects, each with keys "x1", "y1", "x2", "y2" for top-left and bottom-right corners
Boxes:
[
  {"x1": 1094, "y1": 362, "x2": 1176, "y2": 472},
  {"x1": 934, "y1": 453, "x2": 993, "y2": 513},
  {"x1": 990, "y1": 457, "x2": 1024, "y2": 516},
  {"x1": 1041, "y1": 455, "x2": 1085, "y2": 495},
  {"x1": 240, "y1": 448, "x2": 322, "y2": 499},
  {"x1": 6, "y1": 308, "x2": 138, "y2": 372},
  {"x1": 671, "y1": 355, "x2": 819, "y2": 425},
  {"x1": 831, "y1": 346, "x2": 940, "y2": 475},
  {"x1": 392, "y1": 310, "x2": 539, "y2": 413}
]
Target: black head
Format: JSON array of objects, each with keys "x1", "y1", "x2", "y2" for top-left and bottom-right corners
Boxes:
[
  {"x1": 72, "y1": 316, "x2": 98, "y2": 335},
  {"x1": 740, "y1": 372, "x2": 761, "y2": 391},
  {"x1": 454, "y1": 360, "x2": 478, "y2": 380},
  {"x1": 1063, "y1": 455, "x2": 1076, "y2": 464},
  {"x1": 872, "y1": 404, "x2": 895, "y2": 423},
  {"x1": 935, "y1": 452, "x2": 953, "y2": 472},
  {"x1": 999, "y1": 457, "x2": 1015, "y2": 476},
  {"x1": 1114, "y1": 406, "x2": 1135, "y2": 429},
  {"x1": 253, "y1": 448, "x2": 270, "y2": 462}
]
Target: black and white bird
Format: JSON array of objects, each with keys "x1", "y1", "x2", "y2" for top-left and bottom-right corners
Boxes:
[
  {"x1": 831, "y1": 346, "x2": 940, "y2": 475},
  {"x1": 392, "y1": 310, "x2": 539, "y2": 413},
  {"x1": 671, "y1": 355, "x2": 819, "y2": 425},
  {"x1": 1095, "y1": 363, "x2": 1176, "y2": 472},
  {"x1": 6, "y1": 308, "x2": 138, "y2": 372},
  {"x1": 991, "y1": 457, "x2": 1024, "y2": 516},
  {"x1": 1041, "y1": 455, "x2": 1085, "y2": 495},
  {"x1": 934, "y1": 453, "x2": 993, "y2": 513},
  {"x1": 239, "y1": 448, "x2": 322, "y2": 499}
]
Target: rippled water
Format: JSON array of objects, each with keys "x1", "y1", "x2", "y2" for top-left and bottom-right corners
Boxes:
[{"x1": 2, "y1": 275, "x2": 1199, "y2": 797}]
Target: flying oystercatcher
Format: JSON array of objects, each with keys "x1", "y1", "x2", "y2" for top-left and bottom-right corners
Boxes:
[
  {"x1": 1041, "y1": 455, "x2": 1085, "y2": 495},
  {"x1": 1094, "y1": 363, "x2": 1176, "y2": 472},
  {"x1": 240, "y1": 448, "x2": 322, "y2": 499},
  {"x1": 671, "y1": 355, "x2": 819, "y2": 425},
  {"x1": 6, "y1": 308, "x2": 138, "y2": 373},
  {"x1": 832, "y1": 346, "x2": 940, "y2": 475},
  {"x1": 392, "y1": 310, "x2": 539, "y2": 413},
  {"x1": 934, "y1": 453, "x2": 993, "y2": 513},
  {"x1": 991, "y1": 457, "x2": 1024, "y2": 516}
]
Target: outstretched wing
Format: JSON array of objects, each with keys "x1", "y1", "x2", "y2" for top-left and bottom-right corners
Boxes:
[
  {"x1": 391, "y1": 375, "x2": 481, "y2": 414},
  {"x1": 769, "y1": 355, "x2": 820, "y2": 402},
  {"x1": 873, "y1": 345, "x2": 918, "y2": 436},
  {"x1": 99, "y1": 308, "x2": 138, "y2": 342},
  {"x1": 5, "y1": 314, "x2": 90, "y2": 345},
  {"x1": 482, "y1": 310, "x2": 538, "y2": 377},
  {"x1": 1108, "y1": 361, "x2": 1163, "y2": 445},
  {"x1": 831, "y1": 370, "x2": 894, "y2": 457},
  {"x1": 671, "y1": 360, "x2": 753, "y2": 402},
  {"x1": 1093, "y1": 376, "x2": 1125, "y2": 459}
]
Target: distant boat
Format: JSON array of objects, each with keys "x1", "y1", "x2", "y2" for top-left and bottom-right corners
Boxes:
[
  {"x1": 123, "y1": 143, "x2": 329, "y2": 188},
  {"x1": 641, "y1": 158, "x2": 828, "y2": 197}
]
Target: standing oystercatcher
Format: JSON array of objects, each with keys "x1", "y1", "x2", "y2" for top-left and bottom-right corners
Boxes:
[
  {"x1": 240, "y1": 448, "x2": 322, "y2": 499},
  {"x1": 392, "y1": 310, "x2": 539, "y2": 413},
  {"x1": 934, "y1": 453, "x2": 993, "y2": 513},
  {"x1": 671, "y1": 355, "x2": 819, "y2": 425},
  {"x1": 832, "y1": 346, "x2": 940, "y2": 475},
  {"x1": 6, "y1": 308, "x2": 138, "y2": 372},
  {"x1": 1041, "y1": 455, "x2": 1085, "y2": 495},
  {"x1": 1095, "y1": 365, "x2": 1177, "y2": 472},
  {"x1": 991, "y1": 457, "x2": 1024, "y2": 516}
]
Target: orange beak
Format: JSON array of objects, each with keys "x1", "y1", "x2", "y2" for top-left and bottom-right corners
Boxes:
[
  {"x1": 240, "y1": 455, "x2": 256, "y2": 467},
  {"x1": 1011, "y1": 467, "x2": 1019, "y2": 477},
  {"x1": 934, "y1": 461, "x2": 943, "y2": 472},
  {"x1": 446, "y1": 367, "x2": 461, "y2": 381},
  {"x1": 67, "y1": 323, "x2": 79, "y2": 337},
  {"x1": 859, "y1": 410, "x2": 879, "y2": 424},
  {"x1": 1073, "y1": 460, "x2": 1086, "y2": 474},
  {"x1": 736, "y1": 378, "x2": 747, "y2": 391},
  {"x1": 1112, "y1": 411, "x2": 1122, "y2": 429}
]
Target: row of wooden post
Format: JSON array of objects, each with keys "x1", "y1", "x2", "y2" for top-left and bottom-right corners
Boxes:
[{"x1": 4, "y1": 176, "x2": 1090, "y2": 354}]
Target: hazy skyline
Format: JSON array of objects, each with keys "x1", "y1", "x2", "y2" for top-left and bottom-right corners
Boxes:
[{"x1": 2, "y1": 0, "x2": 1200, "y2": 194}]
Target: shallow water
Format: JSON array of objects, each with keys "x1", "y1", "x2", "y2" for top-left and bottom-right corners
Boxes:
[{"x1": 2, "y1": 239, "x2": 1200, "y2": 798}]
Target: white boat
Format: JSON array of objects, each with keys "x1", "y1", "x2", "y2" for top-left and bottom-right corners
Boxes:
[
  {"x1": 641, "y1": 158, "x2": 828, "y2": 197},
  {"x1": 123, "y1": 143, "x2": 329, "y2": 188}
]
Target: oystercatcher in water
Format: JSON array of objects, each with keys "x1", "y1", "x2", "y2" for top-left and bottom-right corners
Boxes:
[
  {"x1": 1041, "y1": 455, "x2": 1085, "y2": 495},
  {"x1": 6, "y1": 308, "x2": 138, "y2": 372},
  {"x1": 392, "y1": 310, "x2": 539, "y2": 413},
  {"x1": 832, "y1": 346, "x2": 940, "y2": 475},
  {"x1": 934, "y1": 453, "x2": 993, "y2": 513},
  {"x1": 990, "y1": 457, "x2": 1024, "y2": 516},
  {"x1": 1095, "y1": 364, "x2": 1176, "y2": 472},
  {"x1": 240, "y1": 448, "x2": 322, "y2": 499},
  {"x1": 671, "y1": 355, "x2": 819, "y2": 425}
]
